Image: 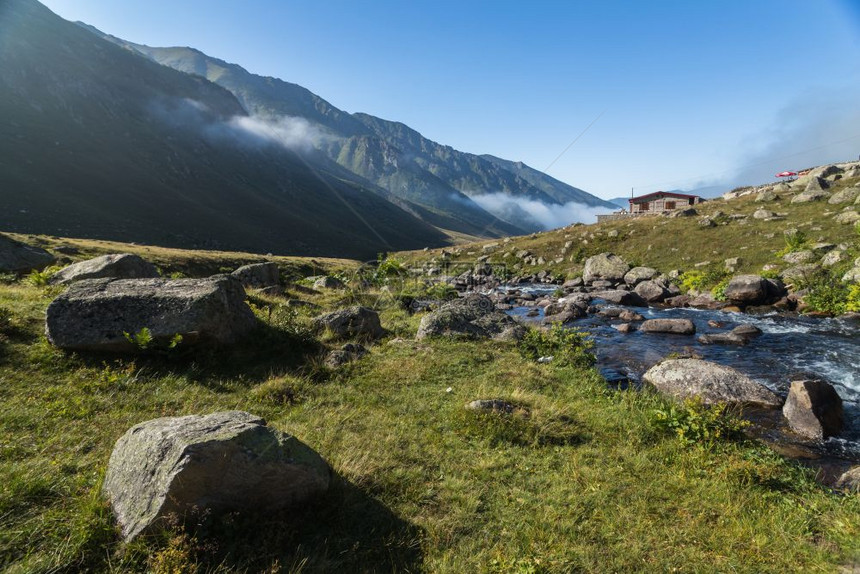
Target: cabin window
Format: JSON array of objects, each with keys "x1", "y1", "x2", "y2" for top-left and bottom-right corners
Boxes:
[
  {"x1": 665, "y1": 201, "x2": 676, "y2": 210},
  {"x1": 640, "y1": 202, "x2": 649, "y2": 211}
]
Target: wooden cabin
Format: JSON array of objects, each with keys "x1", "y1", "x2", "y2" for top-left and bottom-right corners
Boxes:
[{"x1": 628, "y1": 191, "x2": 702, "y2": 214}]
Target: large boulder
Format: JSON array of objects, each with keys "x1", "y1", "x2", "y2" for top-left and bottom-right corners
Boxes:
[
  {"x1": 835, "y1": 467, "x2": 860, "y2": 492},
  {"x1": 834, "y1": 210, "x2": 860, "y2": 225},
  {"x1": 313, "y1": 276, "x2": 345, "y2": 290},
  {"x1": 314, "y1": 306, "x2": 384, "y2": 339},
  {"x1": 416, "y1": 294, "x2": 525, "y2": 341},
  {"x1": 50, "y1": 253, "x2": 159, "y2": 285},
  {"x1": 45, "y1": 276, "x2": 257, "y2": 351},
  {"x1": 643, "y1": 358, "x2": 781, "y2": 407},
  {"x1": 582, "y1": 253, "x2": 629, "y2": 284},
  {"x1": 791, "y1": 188, "x2": 830, "y2": 203},
  {"x1": 782, "y1": 250, "x2": 815, "y2": 265},
  {"x1": 724, "y1": 274, "x2": 767, "y2": 305},
  {"x1": 231, "y1": 262, "x2": 280, "y2": 289},
  {"x1": 0, "y1": 233, "x2": 55, "y2": 274},
  {"x1": 102, "y1": 411, "x2": 331, "y2": 541},
  {"x1": 634, "y1": 280, "x2": 670, "y2": 303},
  {"x1": 782, "y1": 380, "x2": 843, "y2": 440},
  {"x1": 640, "y1": 318, "x2": 696, "y2": 335}
]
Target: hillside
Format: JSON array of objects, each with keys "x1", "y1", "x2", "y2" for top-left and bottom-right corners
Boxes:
[
  {"x1": 0, "y1": 0, "x2": 450, "y2": 259},
  {"x1": 401, "y1": 161, "x2": 860, "y2": 300},
  {"x1": 85, "y1": 29, "x2": 616, "y2": 235}
]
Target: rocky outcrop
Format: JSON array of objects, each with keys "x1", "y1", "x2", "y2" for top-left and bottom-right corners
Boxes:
[
  {"x1": 417, "y1": 294, "x2": 525, "y2": 341},
  {"x1": 640, "y1": 318, "x2": 695, "y2": 335},
  {"x1": 314, "y1": 306, "x2": 384, "y2": 339},
  {"x1": 50, "y1": 253, "x2": 159, "y2": 285},
  {"x1": 582, "y1": 253, "x2": 629, "y2": 284},
  {"x1": 0, "y1": 233, "x2": 55, "y2": 274},
  {"x1": 231, "y1": 262, "x2": 280, "y2": 289},
  {"x1": 643, "y1": 358, "x2": 781, "y2": 407},
  {"x1": 834, "y1": 210, "x2": 860, "y2": 225},
  {"x1": 791, "y1": 189, "x2": 830, "y2": 203},
  {"x1": 782, "y1": 380, "x2": 843, "y2": 440},
  {"x1": 45, "y1": 276, "x2": 257, "y2": 351},
  {"x1": 102, "y1": 411, "x2": 331, "y2": 541},
  {"x1": 828, "y1": 188, "x2": 860, "y2": 204}
]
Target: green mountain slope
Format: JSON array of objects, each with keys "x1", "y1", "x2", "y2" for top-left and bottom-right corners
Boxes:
[
  {"x1": 0, "y1": 0, "x2": 448, "y2": 259},
  {"x1": 86, "y1": 30, "x2": 614, "y2": 235}
]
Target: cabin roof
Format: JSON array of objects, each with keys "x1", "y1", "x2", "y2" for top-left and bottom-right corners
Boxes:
[{"x1": 629, "y1": 191, "x2": 700, "y2": 204}]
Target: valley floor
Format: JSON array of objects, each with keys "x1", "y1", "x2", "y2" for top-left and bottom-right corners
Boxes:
[{"x1": 2, "y1": 269, "x2": 859, "y2": 573}]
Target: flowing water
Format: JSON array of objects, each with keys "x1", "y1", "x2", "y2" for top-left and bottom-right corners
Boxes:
[{"x1": 505, "y1": 285, "x2": 860, "y2": 460}]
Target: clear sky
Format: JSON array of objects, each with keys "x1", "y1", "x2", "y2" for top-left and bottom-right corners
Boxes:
[{"x1": 38, "y1": 0, "x2": 860, "y2": 200}]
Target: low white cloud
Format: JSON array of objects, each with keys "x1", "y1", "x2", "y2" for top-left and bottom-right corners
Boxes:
[
  {"x1": 469, "y1": 192, "x2": 613, "y2": 230},
  {"x1": 225, "y1": 114, "x2": 329, "y2": 151}
]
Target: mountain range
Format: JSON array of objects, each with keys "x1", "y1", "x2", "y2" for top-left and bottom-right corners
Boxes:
[{"x1": 0, "y1": 0, "x2": 615, "y2": 258}]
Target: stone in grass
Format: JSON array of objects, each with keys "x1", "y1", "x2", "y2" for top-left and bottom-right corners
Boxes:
[
  {"x1": 102, "y1": 411, "x2": 331, "y2": 541},
  {"x1": 0, "y1": 233, "x2": 55, "y2": 274},
  {"x1": 466, "y1": 399, "x2": 523, "y2": 414},
  {"x1": 325, "y1": 343, "x2": 368, "y2": 367},
  {"x1": 314, "y1": 306, "x2": 384, "y2": 339},
  {"x1": 417, "y1": 294, "x2": 525, "y2": 341},
  {"x1": 782, "y1": 380, "x2": 843, "y2": 440},
  {"x1": 835, "y1": 467, "x2": 860, "y2": 492},
  {"x1": 45, "y1": 276, "x2": 257, "y2": 351},
  {"x1": 231, "y1": 262, "x2": 280, "y2": 289},
  {"x1": 643, "y1": 358, "x2": 782, "y2": 408},
  {"x1": 49, "y1": 253, "x2": 159, "y2": 285}
]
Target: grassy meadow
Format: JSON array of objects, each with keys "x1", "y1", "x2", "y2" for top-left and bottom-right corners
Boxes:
[{"x1": 1, "y1": 248, "x2": 860, "y2": 572}]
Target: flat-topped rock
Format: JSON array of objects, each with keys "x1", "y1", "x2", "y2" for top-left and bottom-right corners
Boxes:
[
  {"x1": 46, "y1": 275, "x2": 257, "y2": 351},
  {"x1": 50, "y1": 253, "x2": 159, "y2": 285},
  {"x1": 643, "y1": 358, "x2": 782, "y2": 407},
  {"x1": 417, "y1": 294, "x2": 525, "y2": 341},
  {"x1": 640, "y1": 318, "x2": 696, "y2": 335},
  {"x1": 582, "y1": 253, "x2": 629, "y2": 283},
  {"x1": 231, "y1": 262, "x2": 280, "y2": 289}
]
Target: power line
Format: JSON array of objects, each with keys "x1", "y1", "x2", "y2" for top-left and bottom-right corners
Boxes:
[{"x1": 543, "y1": 110, "x2": 606, "y2": 173}]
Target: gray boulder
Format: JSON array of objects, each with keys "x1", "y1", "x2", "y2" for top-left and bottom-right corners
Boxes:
[
  {"x1": 843, "y1": 267, "x2": 860, "y2": 283},
  {"x1": 634, "y1": 280, "x2": 670, "y2": 303},
  {"x1": 791, "y1": 189, "x2": 830, "y2": 204},
  {"x1": 752, "y1": 208, "x2": 777, "y2": 220},
  {"x1": 102, "y1": 411, "x2": 330, "y2": 541},
  {"x1": 782, "y1": 250, "x2": 815, "y2": 264},
  {"x1": 835, "y1": 467, "x2": 860, "y2": 492},
  {"x1": 590, "y1": 290, "x2": 647, "y2": 307},
  {"x1": 50, "y1": 253, "x2": 159, "y2": 285},
  {"x1": 324, "y1": 343, "x2": 368, "y2": 367},
  {"x1": 582, "y1": 253, "x2": 630, "y2": 283},
  {"x1": 314, "y1": 306, "x2": 384, "y2": 339},
  {"x1": 45, "y1": 276, "x2": 257, "y2": 351},
  {"x1": 466, "y1": 399, "x2": 520, "y2": 414},
  {"x1": 755, "y1": 190, "x2": 778, "y2": 202},
  {"x1": 623, "y1": 266, "x2": 659, "y2": 286},
  {"x1": 231, "y1": 262, "x2": 280, "y2": 289},
  {"x1": 0, "y1": 233, "x2": 55, "y2": 274},
  {"x1": 828, "y1": 188, "x2": 860, "y2": 204},
  {"x1": 697, "y1": 324, "x2": 762, "y2": 346},
  {"x1": 416, "y1": 294, "x2": 525, "y2": 341},
  {"x1": 313, "y1": 276, "x2": 345, "y2": 290},
  {"x1": 724, "y1": 274, "x2": 767, "y2": 305},
  {"x1": 782, "y1": 264, "x2": 820, "y2": 284},
  {"x1": 834, "y1": 210, "x2": 860, "y2": 225},
  {"x1": 640, "y1": 318, "x2": 696, "y2": 335},
  {"x1": 806, "y1": 176, "x2": 831, "y2": 192},
  {"x1": 782, "y1": 380, "x2": 843, "y2": 440},
  {"x1": 643, "y1": 358, "x2": 781, "y2": 407}
]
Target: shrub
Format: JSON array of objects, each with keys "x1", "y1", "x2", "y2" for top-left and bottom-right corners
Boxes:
[
  {"x1": 776, "y1": 230, "x2": 809, "y2": 257},
  {"x1": 799, "y1": 269, "x2": 851, "y2": 315},
  {"x1": 518, "y1": 323, "x2": 594, "y2": 368},
  {"x1": 25, "y1": 265, "x2": 61, "y2": 286},
  {"x1": 711, "y1": 277, "x2": 730, "y2": 301},
  {"x1": 650, "y1": 397, "x2": 749, "y2": 446}
]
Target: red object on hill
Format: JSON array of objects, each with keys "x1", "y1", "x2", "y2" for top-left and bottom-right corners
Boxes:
[{"x1": 776, "y1": 171, "x2": 797, "y2": 177}]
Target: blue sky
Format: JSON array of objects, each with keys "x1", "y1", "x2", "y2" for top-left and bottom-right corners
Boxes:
[{"x1": 40, "y1": 0, "x2": 860, "y2": 200}]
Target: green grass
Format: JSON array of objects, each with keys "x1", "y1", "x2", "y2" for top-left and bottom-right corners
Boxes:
[{"x1": 1, "y1": 270, "x2": 859, "y2": 573}]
